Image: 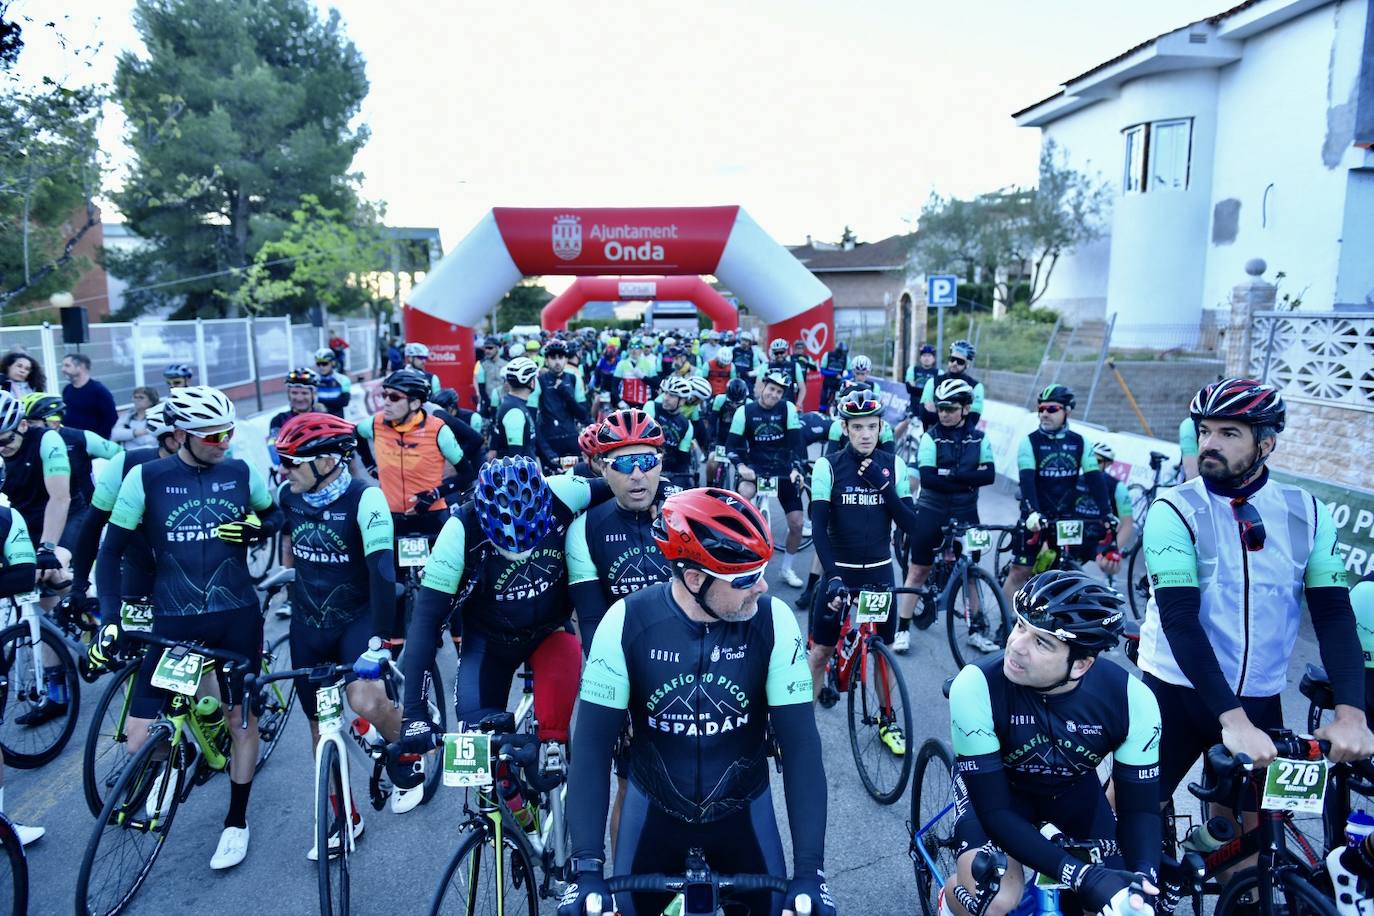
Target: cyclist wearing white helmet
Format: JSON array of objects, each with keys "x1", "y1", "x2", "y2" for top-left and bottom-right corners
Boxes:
[
  {"x1": 0, "y1": 388, "x2": 80, "y2": 580},
  {"x1": 644, "y1": 375, "x2": 698, "y2": 490},
  {"x1": 528, "y1": 340, "x2": 590, "y2": 463},
  {"x1": 920, "y1": 339, "x2": 985, "y2": 427},
  {"x1": 403, "y1": 342, "x2": 442, "y2": 397},
  {"x1": 492, "y1": 356, "x2": 555, "y2": 466},
  {"x1": 764, "y1": 337, "x2": 807, "y2": 407},
  {"x1": 313, "y1": 347, "x2": 352, "y2": 418},
  {"x1": 98, "y1": 385, "x2": 282, "y2": 870},
  {"x1": 474, "y1": 336, "x2": 508, "y2": 418},
  {"x1": 1070, "y1": 441, "x2": 1134, "y2": 577}
]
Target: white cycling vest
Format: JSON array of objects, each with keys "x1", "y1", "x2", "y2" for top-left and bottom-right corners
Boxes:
[{"x1": 1139, "y1": 476, "x2": 1319, "y2": 697}]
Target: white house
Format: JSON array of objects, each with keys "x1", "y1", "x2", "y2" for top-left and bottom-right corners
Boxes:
[{"x1": 1013, "y1": 0, "x2": 1374, "y2": 345}]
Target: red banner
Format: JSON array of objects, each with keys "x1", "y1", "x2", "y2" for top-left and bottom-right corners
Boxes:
[
  {"x1": 492, "y1": 207, "x2": 739, "y2": 277},
  {"x1": 404, "y1": 306, "x2": 476, "y2": 409},
  {"x1": 767, "y1": 299, "x2": 834, "y2": 411}
]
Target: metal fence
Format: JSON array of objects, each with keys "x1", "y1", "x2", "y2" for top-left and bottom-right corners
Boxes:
[
  {"x1": 0, "y1": 316, "x2": 378, "y2": 410},
  {"x1": 1251, "y1": 310, "x2": 1374, "y2": 414}
]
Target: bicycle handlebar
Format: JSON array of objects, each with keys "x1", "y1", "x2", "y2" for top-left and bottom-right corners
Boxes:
[
  {"x1": 1188, "y1": 734, "x2": 1332, "y2": 809},
  {"x1": 121, "y1": 629, "x2": 255, "y2": 727},
  {"x1": 604, "y1": 874, "x2": 789, "y2": 894}
]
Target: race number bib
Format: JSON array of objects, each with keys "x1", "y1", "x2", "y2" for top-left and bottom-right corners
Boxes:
[
  {"x1": 150, "y1": 648, "x2": 206, "y2": 697},
  {"x1": 964, "y1": 529, "x2": 992, "y2": 552},
  {"x1": 316, "y1": 685, "x2": 343, "y2": 731},
  {"x1": 442, "y1": 733, "x2": 493, "y2": 789},
  {"x1": 856, "y1": 590, "x2": 892, "y2": 624},
  {"x1": 559, "y1": 456, "x2": 578, "y2": 469},
  {"x1": 397, "y1": 536, "x2": 431, "y2": 568},
  {"x1": 713, "y1": 445, "x2": 727, "y2": 460},
  {"x1": 1055, "y1": 520, "x2": 1084, "y2": 546},
  {"x1": 120, "y1": 602, "x2": 154, "y2": 633},
  {"x1": 757, "y1": 476, "x2": 779, "y2": 497},
  {"x1": 1261, "y1": 757, "x2": 1328, "y2": 813}
]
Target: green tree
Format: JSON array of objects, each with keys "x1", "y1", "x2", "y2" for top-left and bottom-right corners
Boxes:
[
  {"x1": 0, "y1": 11, "x2": 103, "y2": 314},
  {"x1": 108, "y1": 0, "x2": 369, "y2": 319},
  {"x1": 493, "y1": 281, "x2": 552, "y2": 329},
  {"x1": 910, "y1": 140, "x2": 1110, "y2": 311}
]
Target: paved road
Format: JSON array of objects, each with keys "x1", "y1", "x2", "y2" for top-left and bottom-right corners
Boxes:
[{"x1": 12, "y1": 483, "x2": 1333, "y2": 915}]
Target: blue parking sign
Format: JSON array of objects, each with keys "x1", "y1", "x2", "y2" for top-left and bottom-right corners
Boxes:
[{"x1": 927, "y1": 275, "x2": 958, "y2": 307}]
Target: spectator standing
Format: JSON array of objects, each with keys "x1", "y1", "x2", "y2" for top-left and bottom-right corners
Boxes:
[
  {"x1": 60, "y1": 353, "x2": 118, "y2": 438},
  {"x1": 328, "y1": 328, "x2": 350, "y2": 370},
  {"x1": 110, "y1": 386, "x2": 160, "y2": 449},
  {"x1": 0, "y1": 352, "x2": 44, "y2": 399}
]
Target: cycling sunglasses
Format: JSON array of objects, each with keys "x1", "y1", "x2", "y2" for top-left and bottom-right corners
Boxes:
[
  {"x1": 701, "y1": 564, "x2": 768, "y2": 590},
  {"x1": 0, "y1": 431, "x2": 17, "y2": 448},
  {"x1": 935, "y1": 401, "x2": 963, "y2": 412},
  {"x1": 606, "y1": 453, "x2": 661, "y2": 475},
  {"x1": 1037, "y1": 404, "x2": 1063, "y2": 415},
  {"x1": 949, "y1": 357, "x2": 967, "y2": 366},
  {"x1": 187, "y1": 427, "x2": 235, "y2": 445},
  {"x1": 315, "y1": 360, "x2": 333, "y2": 367},
  {"x1": 1230, "y1": 496, "x2": 1266, "y2": 551},
  {"x1": 279, "y1": 454, "x2": 315, "y2": 468},
  {"x1": 380, "y1": 390, "x2": 413, "y2": 403}
]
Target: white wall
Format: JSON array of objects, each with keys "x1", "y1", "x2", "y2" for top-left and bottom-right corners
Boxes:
[{"x1": 1203, "y1": 0, "x2": 1372, "y2": 313}]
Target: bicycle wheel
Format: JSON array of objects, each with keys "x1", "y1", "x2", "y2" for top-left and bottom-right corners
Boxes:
[
  {"x1": 317, "y1": 739, "x2": 351, "y2": 916},
  {"x1": 1214, "y1": 867, "x2": 1335, "y2": 916},
  {"x1": 0, "y1": 816, "x2": 26, "y2": 916},
  {"x1": 0, "y1": 621, "x2": 80, "y2": 768},
  {"x1": 1125, "y1": 542, "x2": 1151, "y2": 620},
  {"x1": 421, "y1": 660, "x2": 447, "y2": 803},
  {"x1": 945, "y1": 565, "x2": 1011, "y2": 670},
  {"x1": 910, "y1": 738, "x2": 958, "y2": 916},
  {"x1": 256, "y1": 632, "x2": 296, "y2": 772},
  {"x1": 847, "y1": 637, "x2": 915, "y2": 805},
  {"x1": 429, "y1": 821, "x2": 539, "y2": 916},
  {"x1": 83, "y1": 660, "x2": 139, "y2": 816},
  {"x1": 246, "y1": 531, "x2": 276, "y2": 583},
  {"x1": 75, "y1": 730, "x2": 183, "y2": 916},
  {"x1": 1128, "y1": 484, "x2": 1151, "y2": 524}
]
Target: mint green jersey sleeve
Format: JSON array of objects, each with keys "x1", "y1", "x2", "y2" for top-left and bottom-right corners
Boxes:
[
  {"x1": 1178, "y1": 418, "x2": 1198, "y2": 457},
  {"x1": 1305, "y1": 497, "x2": 1348, "y2": 588},
  {"x1": 1016, "y1": 435, "x2": 1035, "y2": 471},
  {"x1": 437, "y1": 424, "x2": 464, "y2": 467},
  {"x1": 247, "y1": 463, "x2": 273, "y2": 512},
  {"x1": 785, "y1": 402, "x2": 800, "y2": 430},
  {"x1": 765, "y1": 599, "x2": 811, "y2": 707},
  {"x1": 503, "y1": 407, "x2": 527, "y2": 446},
  {"x1": 421, "y1": 516, "x2": 467, "y2": 594},
  {"x1": 971, "y1": 382, "x2": 986, "y2": 415},
  {"x1": 643, "y1": 400, "x2": 657, "y2": 419},
  {"x1": 574, "y1": 374, "x2": 587, "y2": 405},
  {"x1": 1080, "y1": 441, "x2": 1097, "y2": 472},
  {"x1": 354, "y1": 416, "x2": 375, "y2": 441},
  {"x1": 84, "y1": 430, "x2": 123, "y2": 460},
  {"x1": 827, "y1": 419, "x2": 842, "y2": 443},
  {"x1": 810, "y1": 457, "x2": 833, "y2": 502},
  {"x1": 1351, "y1": 580, "x2": 1374, "y2": 668},
  {"x1": 729, "y1": 406, "x2": 747, "y2": 437},
  {"x1": 108, "y1": 465, "x2": 148, "y2": 531},
  {"x1": 580, "y1": 599, "x2": 630, "y2": 709},
  {"x1": 469, "y1": 413, "x2": 484, "y2": 434},
  {"x1": 894, "y1": 455, "x2": 913, "y2": 499},
  {"x1": 1142, "y1": 498, "x2": 1198, "y2": 588},
  {"x1": 949, "y1": 664, "x2": 1000, "y2": 758},
  {"x1": 339, "y1": 375, "x2": 352, "y2": 393},
  {"x1": 526, "y1": 378, "x2": 541, "y2": 410},
  {"x1": 92, "y1": 451, "x2": 129, "y2": 512},
  {"x1": 1114, "y1": 481, "x2": 1133, "y2": 518},
  {"x1": 614, "y1": 360, "x2": 628, "y2": 379},
  {"x1": 474, "y1": 363, "x2": 486, "y2": 386},
  {"x1": 979, "y1": 437, "x2": 995, "y2": 464},
  {"x1": 880, "y1": 421, "x2": 894, "y2": 444},
  {"x1": 549, "y1": 473, "x2": 592, "y2": 514},
  {"x1": 3, "y1": 511, "x2": 34, "y2": 566},
  {"x1": 677, "y1": 417, "x2": 693, "y2": 453},
  {"x1": 565, "y1": 514, "x2": 597, "y2": 585},
  {"x1": 1116, "y1": 675, "x2": 1163, "y2": 766},
  {"x1": 356, "y1": 486, "x2": 394, "y2": 555},
  {"x1": 920, "y1": 378, "x2": 935, "y2": 405},
  {"x1": 905, "y1": 366, "x2": 915, "y2": 384},
  {"x1": 917, "y1": 432, "x2": 937, "y2": 468},
  {"x1": 430, "y1": 374, "x2": 441, "y2": 396},
  {"x1": 39, "y1": 429, "x2": 69, "y2": 477}
]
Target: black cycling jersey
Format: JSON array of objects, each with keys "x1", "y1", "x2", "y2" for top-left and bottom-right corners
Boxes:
[
  {"x1": 578, "y1": 584, "x2": 812, "y2": 823},
  {"x1": 74, "y1": 447, "x2": 162, "y2": 620},
  {"x1": 55, "y1": 427, "x2": 98, "y2": 502},
  {"x1": 315, "y1": 371, "x2": 351, "y2": 417},
  {"x1": 725, "y1": 399, "x2": 803, "y2": 477},
  {"x1": 906, "y1": 365, "x2": 938, "y2": 408},
  {"x1": 810, "y1": 444, "x2": 916, "y2": 573},
  {"x1": 534, "y1": 368, "x2": 589, "y2": 444},
  {"x1": 490, "y1": 393, "x2": 540, "y2": 462},
  {"x1": 1017, "y1": 427, "x2": 1108, "y2": 518},
  {"x1": 278, "y1": 478, "x2": 394, "y2": 631},
  {"x1": 730, "y1": 346, "x2": 758, "y2": 382},
  {"x1": 915, "y1": 420, "x2": 995, "y2": 516},
  {"x1": 708, "y1": 395, "x2": 748, "y2": 447},
  {"x1": 799, "y1": 411, "x2": 831, "y2": 448},
  {"x1": 566, "y1": 490, "x2": 675, "y2": 647},
  {"x1": 645, "y1": 401, "x2": 693, "y2": 475},
  {"x1": 3, "y1": 426, "x2": 73, "y2": 542}
]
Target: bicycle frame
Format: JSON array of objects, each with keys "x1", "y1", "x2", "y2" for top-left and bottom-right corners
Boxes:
[
  {"x1": 508, "y1": 667, "x2": 570, "y2": 884},
  {"x1": 313, "y1": 680, "x2": 361, "y2": 856}
]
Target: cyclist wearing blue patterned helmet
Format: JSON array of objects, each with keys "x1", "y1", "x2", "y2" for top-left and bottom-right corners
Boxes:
[{"x1": 475, "y1": 456, "x2": 555, "y2": 557}]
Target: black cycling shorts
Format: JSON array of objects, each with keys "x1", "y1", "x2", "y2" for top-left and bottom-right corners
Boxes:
[
  {"x1": 1145, "y1": 674, "x2": 1283, "y2": 798},
  {"x1": 613, "y1": 781, "x2": 785, "y2": 916},
  {"x1": 753, "y1": 474, "x2": 803, "y2": 515},
  {"x1": 908, "y1": 505, "x2": 980, "y2": 567},
  {"x1": 810, "y1": 562, "x2": 896, "y2": 648},
  {"x1": 130, "y1": 605, "x2": 263, "y2": 720},
  {"x1": 289, "y1": 613, "x2": 373, "y2": 719}
]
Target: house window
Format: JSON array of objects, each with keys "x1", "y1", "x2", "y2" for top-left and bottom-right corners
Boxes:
[{"x1": 1122, "y1": 118, "x2": 1193, "y2": 193}]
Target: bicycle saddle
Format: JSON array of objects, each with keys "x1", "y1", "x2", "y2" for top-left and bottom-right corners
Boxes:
[
  {"x1": 257, "y1": 567, "x2": 296, "y2": 591},
  {"x1": 1298, "y1": 664, "x2": 1334, "y2": 711}
]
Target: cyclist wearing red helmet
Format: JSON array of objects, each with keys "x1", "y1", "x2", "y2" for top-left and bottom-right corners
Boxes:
[
  {"x1": 1140, "y1": 378, "x2": 1374, "y2": 796},
  {"x1": 566, "y1": 488, "x2": 834, "y2": 916}
]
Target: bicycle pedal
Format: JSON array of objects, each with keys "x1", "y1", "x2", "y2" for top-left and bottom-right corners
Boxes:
[{"x1": 818, "y1": 686, "x2": 840, "y2": 708}]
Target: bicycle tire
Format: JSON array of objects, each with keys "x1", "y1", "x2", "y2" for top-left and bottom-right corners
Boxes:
[
  {"x1": 1214, "y1": 867, "x2": 1336, "y2": 916},
  {"x1": 255, "y1": 632, "x2": 296, "y2": 772},
  {"x1": 82, "y1": 660, "x2": 139, "y2": 816},
  {"x1": 317, "y1": 739, "x2": 351, "y2": 916},
  {"x1": 429, "y1": 819, "x2": 539, "y2": 916},
  {"x1": 0, "y1": 621, "x2": 80, "y2": 768},
  {"x1": 1124, "y1": 541, "x2": 1151, "y2": 620},
  {"x1": 945, "y1": 565, "x2": 1011, "y2": 670},
  {"x1": 910, "y1": 738, "x2": 958, "y2": 916},
  {"x1": 245, "y1": 532, "x2": 276, "y2": 583},
  {"x1": 848, "y1": 638, "x2": 915, "y2": 805},
  {"x1": 1128, "y1": 484, "x2": 1151, "y2": 526},
  {"x1": 421, "y1": 659, "x2": 448, "y2": 803},
  {"x1": 0, "y1": 815, "x2": 26, "y2": 916},
  {"x1": 75, "y1": 729, "x2": 183, "y2": 916}
]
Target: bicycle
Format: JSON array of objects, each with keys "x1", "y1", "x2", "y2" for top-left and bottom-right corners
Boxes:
[
  {"x1": 80, "y1": 577, "x2": 297, "y2": 817},
  {"x1": 423, "y1": 664, "x2": 572, "y2": 913},
  {"x1": 1299, "y1": 664, "x2": 1374, "y2": 853},
  {"x1": 743, "y1": 467, "x2": 814, "y2": 552},
  {"x1": 993, "y1": 516, "x2": 1113, "y2": 588},
  {"x1": 0, "y1": 587, "x2": 85, "y2": 768},
  {"x1": 815, "y1": 586, "x2": 917, "y2": 804},
  {"x1": 1123, "y1": 450, "x2": 1182, "y2": 618},
  {"x1": 74, "y1": 633, "x2": 256, "y2": 916},
  {"x1": 0, "y1": 811, "x2": 26, "y2": 916},
  {"x1": 590, "y1": 848, "x2": 795, "y2": 916}
]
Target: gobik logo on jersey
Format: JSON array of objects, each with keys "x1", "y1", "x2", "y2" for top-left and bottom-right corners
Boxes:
[{"x1": 552, "y1": 214, "x2": 582, "y2": 261}]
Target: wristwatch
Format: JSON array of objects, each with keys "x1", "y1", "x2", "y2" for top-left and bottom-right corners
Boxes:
[
  {"x1": 39, "y1": 541, "x2": 56, "y2": 552},
  {"x1": 570, "y1": 856, "x2": 604, "y2": 875}
]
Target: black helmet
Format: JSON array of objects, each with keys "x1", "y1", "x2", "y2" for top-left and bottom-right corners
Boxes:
[
  {"x1": 431, "y1": 388, "x2": 460, "y2": 412},
  {"x1": 1038, "y1": 384, "x2": 1076, "y2": 409},
  {"x1": 544, "y1": 340, "x2": 569, "y2": 358},
  {"x1": 725, "y1": 378, "x2": 749, "y2": 403},
  {"x1": 382, "y1": 368, "x2": 432, "y2": 402},
  {"x1": 1014, "y1": 570, "x2": 1125, "y2": 654},
  {"x1": 1189, "y1": 378, "x2": 1286, "y2": 433}
]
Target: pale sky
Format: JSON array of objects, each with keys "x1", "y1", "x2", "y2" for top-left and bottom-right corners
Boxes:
[{"x1": 19, "y1": 0, "x2": 1228, "y2": 252}]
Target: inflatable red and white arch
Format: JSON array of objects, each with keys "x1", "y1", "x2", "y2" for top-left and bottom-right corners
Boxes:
[
  {"x1": 404, "y1": 206, "x2": 833, "y2": 408},
  {"x1": 541, "y1": 276, "x2": 738, "y2": 332}
]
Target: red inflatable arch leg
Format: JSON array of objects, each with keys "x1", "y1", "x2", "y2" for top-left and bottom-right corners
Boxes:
[
  {"x1": 405, "y1": 306, "x2": 476, "y2": 408},
  {"x1": 768, "y1": 299, "x2": 834, "y2": 411}
]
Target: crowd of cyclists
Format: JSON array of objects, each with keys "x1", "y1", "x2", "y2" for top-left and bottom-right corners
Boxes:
[{"x1": 0, "y1": 321, "x2": 1369, "y2": 916}]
